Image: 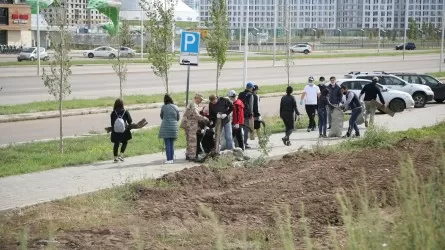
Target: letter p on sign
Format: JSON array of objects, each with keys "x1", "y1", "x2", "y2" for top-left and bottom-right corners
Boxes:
[{"x1": 180, "y1": 31, "x2": 200, "y2": 54}]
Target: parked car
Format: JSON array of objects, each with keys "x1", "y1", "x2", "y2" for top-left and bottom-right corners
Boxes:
[
  {"x1": 118, "y1": 47, "x2": 136, "y2": 58},
  {"x1": 338, "y1": 79, "x2": 415, "y2": 112},
  {"x1": 83, "y1": 46, "x2": 118, "y2": 58},
  {"x1": 390, "y1": 73, "x2": 445, "y2": 103},
  {"x1": 395, "y1": 42, "x2": 416, "y2": 50},
  {"x1": 17, "y1": 47, "x2": 49, "y2": 62},
  {"x1": 344, "y1": 71, "x2": 434, "y2": 108},
  {"x1": 290, "y1": 44, "x2": 312, "y2": 54}
]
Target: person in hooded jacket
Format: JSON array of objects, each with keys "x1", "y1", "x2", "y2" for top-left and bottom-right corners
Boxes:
[
  {"x1": 228, "y1": 90, "x2": 245, "y2": 150},
  {"x1": 252, "y1": 85, "x2": 262, "y2": 135},
  {"x1": 280, "y1": 86, "x2": 300, "y2": 146},
  {"x1": 238, "y1": 82, "x2": 254, "y2": 148}
]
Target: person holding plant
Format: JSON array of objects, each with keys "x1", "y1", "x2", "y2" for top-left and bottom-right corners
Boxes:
[
  {"x1": 159, "y1": 94, "x2": 180, "y2": 164},
  {"x1": 110, "y1": 98, "x2": 132, "y2": 163}
]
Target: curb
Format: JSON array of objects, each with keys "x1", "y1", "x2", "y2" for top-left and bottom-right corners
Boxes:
[{"x1": 0, "y1": 92, "x2": 290, "y2": 123}]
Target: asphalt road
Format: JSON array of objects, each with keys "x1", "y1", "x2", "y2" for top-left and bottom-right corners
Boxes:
[{"x1": 0, "y1": 54, "x2": 441, "y2": 105}]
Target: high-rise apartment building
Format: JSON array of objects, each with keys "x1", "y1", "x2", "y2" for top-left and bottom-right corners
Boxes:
[{"x1": 199, "y1": 0, "x2": 444, "y2": 32}]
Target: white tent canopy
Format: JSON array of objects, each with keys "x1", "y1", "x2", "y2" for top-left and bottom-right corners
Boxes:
[{"x1": 119, "y1": 0, "x2": 199, "y2": 22}]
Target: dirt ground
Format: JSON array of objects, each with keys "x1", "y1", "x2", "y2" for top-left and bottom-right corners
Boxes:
[{"x1": 1, "y1": 138, "x2": 439, "y2": 249}]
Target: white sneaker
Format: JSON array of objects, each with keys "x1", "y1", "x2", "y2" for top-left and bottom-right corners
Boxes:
[{"x1": 164, "y1": 160, "x2": 174, "y2": 164}]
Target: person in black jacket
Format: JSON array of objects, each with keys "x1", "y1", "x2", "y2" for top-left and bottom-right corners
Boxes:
[
  {"x1": 326, "y1": 76, "x2": 343, "y2": 129},
  {"x1": 341, "y1": 85, "x2": 362, "y2": 138},
  {"x1": 318, "y1": 88, "x2": 336, "y2": 138},
  {"x1": 280, "y1": 86, "x2": 300, "y2": 146},
  {"x1": 110, "y1": 99, "x2": 132, "y2": 163},
  {"x1": 209, "y1": 95, "x2": 234, "y2": 151},
  {"x1": 238, "y1": 82, "x2": 254, "y2": 148},
  {"x1": 252, "y1": 85, "x2": 262, "y2": 130},
  {"x1": 359, "y1": 76, "x2": 385, "y2": 127}
]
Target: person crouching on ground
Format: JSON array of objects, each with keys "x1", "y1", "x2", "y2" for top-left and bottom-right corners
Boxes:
[
  {"x1": 280, "y1": 86, "x2": 300, "y2": 146},
  {"x1": 110, "y1": 98, "x2": 132, "y2": 163},
  {"x1": 159, "y1": 94, "x2": 180, "y2": 164},
  {"x1": 341, "y1": 85, "x2": 363, "y2": 138},
  {"x1": 318, "y1": 88, "x2": 335, "y2": 138},
  {"x1": 300, "y1": 76, "x2": 320, "y2": 132},
  {"x1": 228, "y1": 90, "x2": 245, "y2": 150},
  {"x1": 208, "y1": 94, "x2": 234, "y2": 152},
  {"x1": 180, "y1": 93, "x2": 209, "y2": 161}
]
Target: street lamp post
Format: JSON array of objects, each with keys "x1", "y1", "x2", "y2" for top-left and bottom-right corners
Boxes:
[
  {"x1": 361, "y1": 29, "x2": 364, "y2": 48},
  {"x1": 140, "y1": 9, "x2": 143, "y2": 60},
  {"x1": 337, "y1": 29, "x2": 341, "y2": 49},
  {"x1": 440, "y1": 5, "x2": 444, "y2": 72},
  {"x1": 403, "y1": 0, "x2": 409, "y2": 60},
  {"x1": 272, "y1": 0, "x2": 278, "y2": 66},
  {"x1": 36, "y1": 0, "x2": 41, "y2": 76},
  {"x1": 242, "y1": 0, "x2": 249, "y2": 86},
  {"x1": 312, "y1": 28, "x2": 316, "y2": 50}
]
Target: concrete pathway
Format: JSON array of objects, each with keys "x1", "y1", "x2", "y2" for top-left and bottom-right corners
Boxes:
[{"x1": 0, "y1": 105, "x2": 444, "y2": 211}]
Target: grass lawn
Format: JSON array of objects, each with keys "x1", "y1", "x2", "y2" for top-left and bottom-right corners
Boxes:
[
  {"x1": 429, "y1": 71, "x2": 445, "y2": 78},
  {"x1": 0, "y1": 116, "x2": 295, "y2": 177},
  {"x1": 0, "y1": 83, "x2": 305, "y2": 115},
  {"x1": 0, "y1": 49, "x2": 438, "y2": 67}
]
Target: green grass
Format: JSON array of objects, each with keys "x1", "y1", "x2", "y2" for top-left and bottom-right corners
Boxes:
[
  {"x1": 429, "y1": 71, "x2": 445, "y2": 78},
  {"x1": 0, "y1": 115, "x2": 289, "y2": 177},
  {"x1": 0, "y1": 49, "x2": 439, "y2": 67},
  {"x1": 0, "y1": 83, "x2": 304, "y2": 115}
]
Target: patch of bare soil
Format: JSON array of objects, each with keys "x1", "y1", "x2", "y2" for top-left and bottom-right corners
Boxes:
[{"x1": 6, "y1": 139, "x2": 440, "y2": 249}]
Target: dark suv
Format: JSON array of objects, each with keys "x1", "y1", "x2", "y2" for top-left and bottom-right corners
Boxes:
[
  {"x1": 390, "y1": 73, "x2": 445, "y2": 103},
  {"x1": 395, "y1": 42, "x2": 416, "y2": 50}
]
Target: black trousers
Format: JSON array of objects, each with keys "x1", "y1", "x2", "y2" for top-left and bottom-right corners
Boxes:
[
  {"x1": 281, "y1": 113, "x2": 294, "y2": 138},
  {"x1": 113, "y1": 141, "x2": 128, "y2": 157},
  {"x1": 232, "y1": 126, "x2": 245, "y2": 150},
  {"x1": 305, "y1": 105, "x2": 317, "y2": 129}
]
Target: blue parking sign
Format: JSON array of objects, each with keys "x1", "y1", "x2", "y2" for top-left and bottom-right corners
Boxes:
[{"x1": 180, "y1": 31, "x2": 200, "y2": 54}]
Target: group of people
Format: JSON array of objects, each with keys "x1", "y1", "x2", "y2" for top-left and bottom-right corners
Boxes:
[
  {"x1": 280, "y1": 75, "x2": 386, "y2": 145},
  {"x1": 108, "y1": 76, "x2": 385, "y2": 163}
]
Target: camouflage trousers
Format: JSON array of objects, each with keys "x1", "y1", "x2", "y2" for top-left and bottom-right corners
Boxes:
[{"x1": 185, "y1": 129, "x2": 198, "y2": 159}]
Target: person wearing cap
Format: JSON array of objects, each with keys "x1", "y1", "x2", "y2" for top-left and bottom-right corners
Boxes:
[
  {"x1": 318, "y1": 76, "x2": 327, "y2": 93},
  {"x1": 280, "y1": 86, "x2": 300, "y2": 146},
  {"x1": 327, "y1": 76, "x2": 343, "y2": 129},
  {"x1": 252, "y1": 85, "x2": 262, "y2": 133},
  {"x1": 238, "y1": 82, "x2": 255, "y2": 148},
  {"x1": 340, "y1": 85, "x2": 362, "y2": 137},
  {"x1": 300, "y1": 76, "x2": 321, "y2": 132},
  {"x1": 228, "y1": 90, "x2": 245, "y2": 150},
  {"x1": 208, "y1": 94, "x2": 234, "y2": 152},
  {"x1": 359, "y1": 76, "x2": 385, "y2": 127},
  {"x1": 180, "y1": 93, "x2": 209, "y2": 161}
]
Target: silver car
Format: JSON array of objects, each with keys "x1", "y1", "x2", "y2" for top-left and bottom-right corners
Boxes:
[
  {"x1": 118, "y1": 47, "x2": 136, "y2": 58},
  {"x1": 17, "y1": 47, "x2": 49, "y2": 62}
]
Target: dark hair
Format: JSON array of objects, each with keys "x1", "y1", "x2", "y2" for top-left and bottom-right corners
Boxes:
[
  {"x1": 321, "y1": 88, "x2": 329, "y2": 96},
  {"x1": 330, "y1": 76, "x2": 336, "y2": 80},
  {"x1": 209, "y1": 95, "x2": 217, "y2": 102},
  {"x1": 113, "y1": 99, "x2": 124, "y2": 111},
  {"x1": 164, "y1": 94, "x2": 174, "y2": 105},
  {"x1": 286, "y1": 86, "x2": 293, "y2": 95},
  {"x1": 341, "y1": 85, "x2": 348, "y2": 90},
  {"x1": 319, "y1": 76, "x2": 325, "y2": 81}
]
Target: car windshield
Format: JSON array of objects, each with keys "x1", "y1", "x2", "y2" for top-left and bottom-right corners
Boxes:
[{"x1": 21, "y1": 48, "x2": 35, "y2": 53}]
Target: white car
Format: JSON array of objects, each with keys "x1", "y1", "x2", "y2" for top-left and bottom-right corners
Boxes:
[
  {"x1": 118, "y1": 47, "x2": 136, "y2": 58},
  {"x1": 83, "y1": 46, "x2": 118, "y2": 59},
  {"x1": 338, "y1": 79, "x2": 415, "y2": 112},
  {"x1": 290, "y1": 44, "x2": 312, "y2": 54},
  {"x1": 344, "y1": 71, "x2": 434, "y2": 108},
  {"x1": 17, "y1": 47, "x2": 49, "y2": 62}
]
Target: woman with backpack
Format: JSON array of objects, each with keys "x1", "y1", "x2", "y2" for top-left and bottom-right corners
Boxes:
[
  {"x1": 110, "y1": 99, "x2": 132, "y2": 163},
  {"x1": 159, "y1": 94, "x2": 180, "y2": 164}
]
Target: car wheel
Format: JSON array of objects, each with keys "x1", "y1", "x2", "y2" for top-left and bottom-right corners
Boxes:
[
  {"x1": 389, "y1": 99, "x2": 405, "y2": 112},
  {"x1": 304, "y1": 50, "x2": 309, "y2": 54},
  {"x1": 44, "y1": 56, "x2": 49, "y2": 61},
  {"x1": 109, "y1": 54, "x2": 116, "y2": 59},
  {"x1": 412, "y1": 92, "x2": 426, "y2": 108},
  {"x1": 88, "y1": 53, "x2": 94, "y2": 58},
  {"x1": 17, "y1": 59, "x2": 22, "y2": 62},
  {"x1": 435, "y1": 99, "x2": 444, "y2": 103},
  {"x1": 30, "y1": 57, "x2": 35, "y2": 61}
]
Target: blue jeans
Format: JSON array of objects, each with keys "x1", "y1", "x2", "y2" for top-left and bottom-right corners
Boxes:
[
  {"x1": 218, "y1": 122, "x2": 233, "y2": 152},
  {"x1": 164, "y1": 138, "x2": 175, "y2": 161},
  {"x1": 318, "y1": 109, "x2": 327, "y2": 136},
  {"x1": 349, "y1": 108, "x2": 362, "y2": 134}
]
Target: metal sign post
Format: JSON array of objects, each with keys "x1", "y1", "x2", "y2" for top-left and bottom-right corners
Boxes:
[{"x1": 179, "y1": 31, "x2": 200, "y2": 106}]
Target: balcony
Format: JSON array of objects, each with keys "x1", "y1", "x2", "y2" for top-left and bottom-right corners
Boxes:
[{"x1": 0, "y1": 0, "x2": 13, "y2": 4}]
